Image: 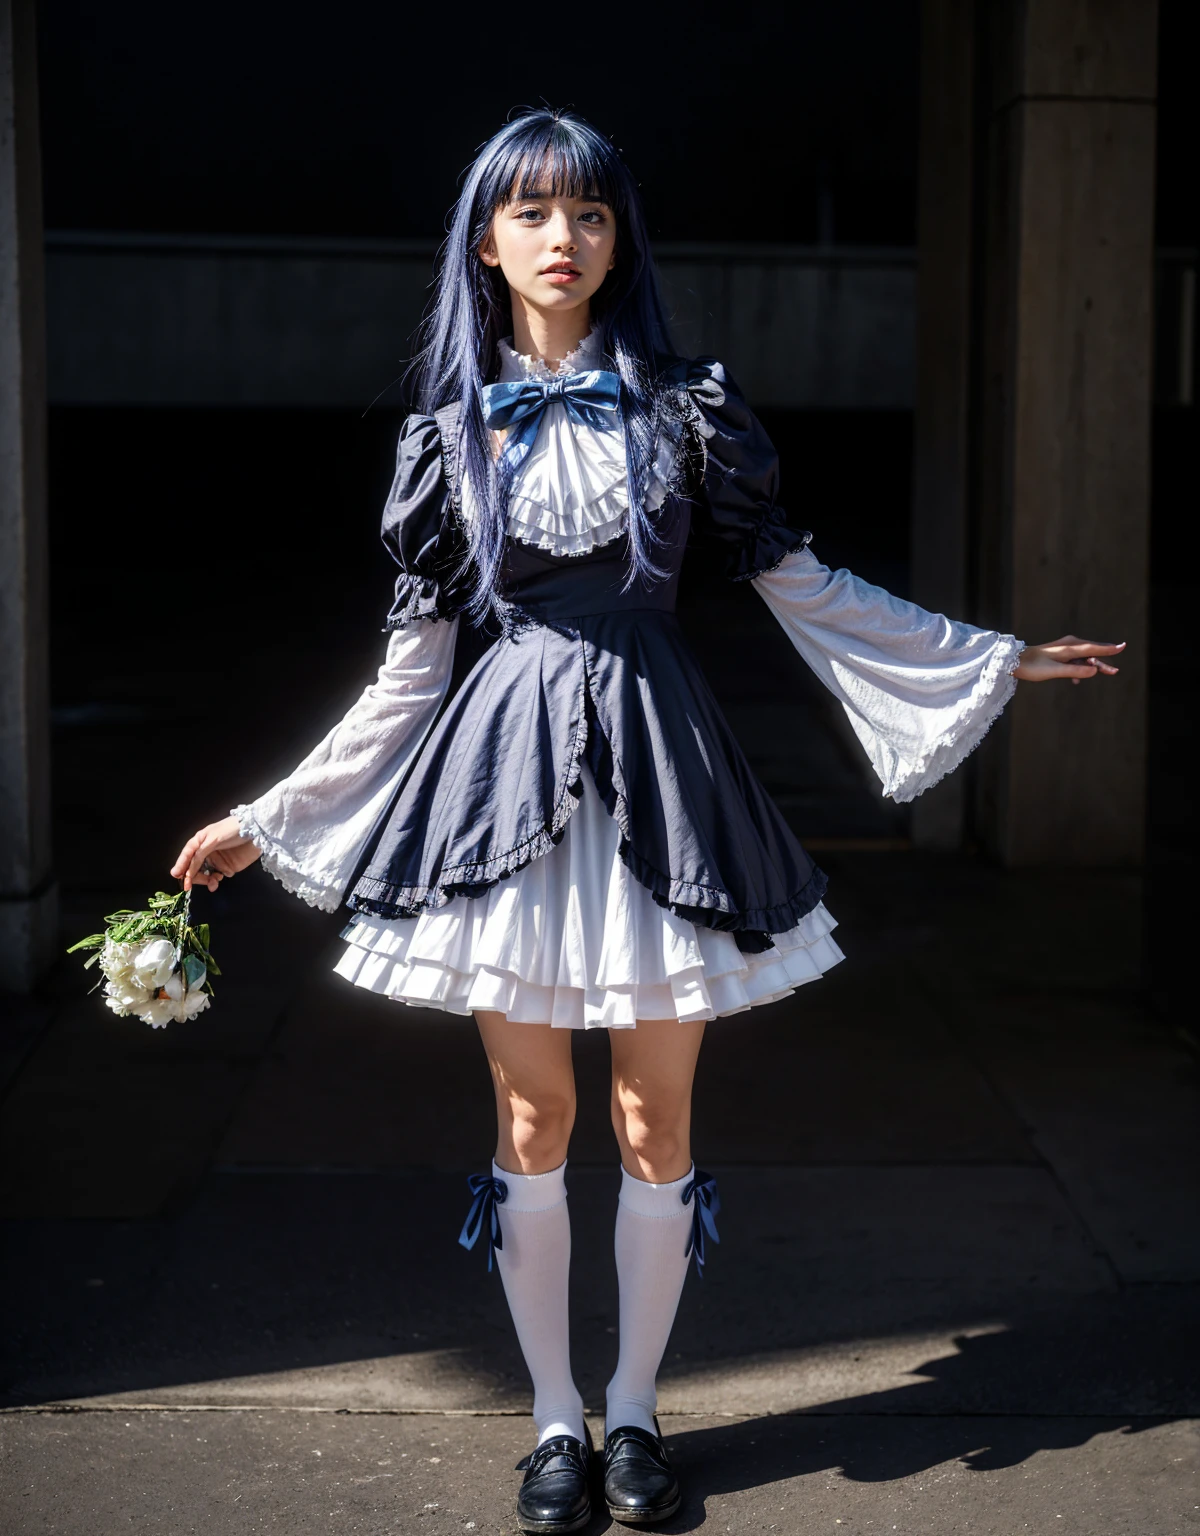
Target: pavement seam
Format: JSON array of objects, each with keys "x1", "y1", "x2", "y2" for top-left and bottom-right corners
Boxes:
[{"x1": 2, "y1": 1405, "x2": 1186, "y2": 1421}]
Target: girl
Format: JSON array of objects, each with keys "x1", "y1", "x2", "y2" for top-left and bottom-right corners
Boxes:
[{"x1": 171, "y1": 110, "x2": 1121, "y2": 1533}]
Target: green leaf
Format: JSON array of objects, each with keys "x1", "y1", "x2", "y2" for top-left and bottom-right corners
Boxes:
[
  {"x1": 66, "y1": 933, "x2": 105, "y2": 954},
  {"x1": 182, "y1": 953, "x2": 206, "y2": 989}
]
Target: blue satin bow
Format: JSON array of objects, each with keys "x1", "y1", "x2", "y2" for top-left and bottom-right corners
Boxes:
[
  {"x1": 458, "y1": 1172, "x2": 507, "y2": 1272},
  {"x1": 682, "y1": 1169, "x2": 721, "y2": 1278},
  {"x1": 481, "y1": 369, "x2": 622, "y2": 471}
]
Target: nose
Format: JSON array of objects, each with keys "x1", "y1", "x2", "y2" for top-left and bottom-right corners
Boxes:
[{"x1": 547, "y1": 211, "x2": 577, "y2": 253}]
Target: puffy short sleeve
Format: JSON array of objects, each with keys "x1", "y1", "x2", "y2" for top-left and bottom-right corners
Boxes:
[
  {"x1": 684, "y1": 358, "x2": 812, "y2": 581},
  {"x1": 382, "y1": 414, "x2": 471, "y2": 628}
]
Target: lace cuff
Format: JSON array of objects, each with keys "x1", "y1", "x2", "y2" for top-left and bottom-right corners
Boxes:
[
  {"x1": 233, "y1": 803, "x2": 346, "y2": 911},
  {"x1": 754, "y1": 549, "x2": 1023, "y2": 802},
  {"x1": 860, "y1": 635, "x2": 1023, "y2": 802}
]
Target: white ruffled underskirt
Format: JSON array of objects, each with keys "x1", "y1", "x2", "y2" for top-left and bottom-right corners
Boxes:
[{"x1": 333, "y1": 766, "x2": 843, "y2": 1028}]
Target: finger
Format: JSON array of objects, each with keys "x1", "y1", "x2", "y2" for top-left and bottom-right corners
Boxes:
[
  {"x1": 183, "y1": 854, "x2": 211, "y2": 892},
  {"x1": 1060, "y1": 663, "x2": 1099, "y2": 678},
  {"x1": 171, "y1": 834, "x2": 203, "y2": 878},
  {"x1": 1055, "y1": 641, "x2": 1125, "y2": 658},
  {"x1": 185, "y1": 834, "x2": 221, "y2": 881}
]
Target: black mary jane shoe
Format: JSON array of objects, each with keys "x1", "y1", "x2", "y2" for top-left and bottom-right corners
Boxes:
[
  {"x1": 514, "y1": 1425, "x2": 594, "y2": 1535},
  {"x1": 603, "y1": 1421, "x2": 682, "y2": 1526}
]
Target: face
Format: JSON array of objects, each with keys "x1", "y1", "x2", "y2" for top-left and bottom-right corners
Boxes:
[{"x1": 480, "y1": 192, "x2": 617, "y2": 318}]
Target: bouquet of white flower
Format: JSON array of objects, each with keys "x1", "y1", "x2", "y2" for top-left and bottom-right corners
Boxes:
[{"x1": 68, "y1": 890, "x2": 220, "y2": 1027}]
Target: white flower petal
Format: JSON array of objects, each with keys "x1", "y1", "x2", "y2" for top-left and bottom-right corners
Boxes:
[{"x1": 132, "y1": 938, "x2": 176, "y2": 990}]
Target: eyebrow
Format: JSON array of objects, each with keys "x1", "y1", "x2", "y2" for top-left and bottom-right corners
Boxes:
[{"x1": 510, "y1": 189, "x2": 608, "y2": 205}]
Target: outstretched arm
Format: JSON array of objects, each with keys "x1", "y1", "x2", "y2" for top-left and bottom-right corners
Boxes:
[{"x1": 754, "y1": 549, "x2": 1120, "y2": 802}]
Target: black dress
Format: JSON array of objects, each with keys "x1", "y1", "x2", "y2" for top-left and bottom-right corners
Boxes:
[
  {"x1": 235, "y1": 338, "x2": 1020, "y2": 1025},
  {"x1": 346, "y1": 358, "x2": 826, "y2": 956}
]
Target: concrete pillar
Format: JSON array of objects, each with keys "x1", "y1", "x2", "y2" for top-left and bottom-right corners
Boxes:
[
  {"x1": 974, "y1": 0, "x2": 1156, "y2": 866},
  {"x1": 913, "y1": 0, "x2": 1156, "y2": 865},
  {"x1": 0, "y1": 0, "x2": 56, "y2": 990}
]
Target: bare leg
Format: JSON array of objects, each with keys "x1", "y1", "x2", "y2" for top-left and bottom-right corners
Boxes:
[
  {"x1": 475, "y1": 1010, "x2": 577, "y2": 1174},
  {"x1": 473, "y1": 1011, "x2": 584, "y2": 1445},
  {"x1": 606, "y1": 1016, "x2": 707, "y2": 1439},
  {"x1": 609, "y1": 1016, "x2": 706, "y2": 1183}
]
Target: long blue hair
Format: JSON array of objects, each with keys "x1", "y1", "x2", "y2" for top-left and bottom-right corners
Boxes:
[{"x1": 413, "y1": 109, "x2": 679, "y2": 623}]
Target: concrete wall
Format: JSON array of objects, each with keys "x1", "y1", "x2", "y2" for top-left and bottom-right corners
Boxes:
[
  {"x1": 44, "y1": 234, "x2": 917, "y2": 411},
  {"x1": 44, "y1": 231, "x2": 1191, "y2": 415}
]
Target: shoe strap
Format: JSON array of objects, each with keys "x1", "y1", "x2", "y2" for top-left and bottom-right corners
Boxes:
[
  {"x1": 525, "y1": 1435, "x2": 590, "y2": 1478},
  {"x1": 604, "y1": 1424, "x2": 671, "y2": 1468}
]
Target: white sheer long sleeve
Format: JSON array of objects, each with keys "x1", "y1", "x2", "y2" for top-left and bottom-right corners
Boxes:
[
  {"x1": 753, "y1": 549, "x2": 1023, "y2": 803},
  {"x1": 233, "y1": 619, "x2": 459, "y2": 911}
]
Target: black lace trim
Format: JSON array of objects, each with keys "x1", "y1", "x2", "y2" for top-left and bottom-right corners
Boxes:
[
  {"x1": 346, "y1": 724, "x2": 829, "y2": 944},
  {"x1": 346, "y1": 673, "x2": 591, "y2": 919}
]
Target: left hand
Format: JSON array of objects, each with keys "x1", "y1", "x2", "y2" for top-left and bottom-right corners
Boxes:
[{"x1": 1014, "y1": 636, "x2": 1125, "y2": 684}]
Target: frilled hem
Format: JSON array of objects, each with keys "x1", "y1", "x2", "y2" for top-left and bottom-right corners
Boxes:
[
  {"x1": 234, "y1": 805, "x2": 345, "y2": 913},
  {"x1": 384, "y1": 573, "x2": 462, "y2": 632},
  {"x1": 333, "y1": 762, "x2": 844, "y2": 1027},
  {"x1": 334, "y1": 904, "x2": 845, "y2": 1027},
  {"x1": 728, "y1": 521, "x2": 814, "y2": 584},
  {"x1": 507, "y1": 495, "x2": 629, "y2": 558},
  {"x1": 615, "y1": 834, "x2": 829, "y2": 942},
  {"x1": 888, "y1": 635, "x2": 1025, "y2": 803},
  {"x1": 345, "y1": 726, "x2": 829, "y2": 944}
]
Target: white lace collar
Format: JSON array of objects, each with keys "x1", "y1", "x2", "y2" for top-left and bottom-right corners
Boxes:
[
  {"x1": 497, "y1": 326, "x2": 606, "y2": 383},
  {"x1": 460, "y1": 326, "x2": 675, "y2": 559}
]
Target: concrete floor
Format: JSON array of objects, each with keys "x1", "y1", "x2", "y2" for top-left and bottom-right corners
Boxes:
[{"x1": 2, "y1": 591, "x2": 1197, "y2": 1532}]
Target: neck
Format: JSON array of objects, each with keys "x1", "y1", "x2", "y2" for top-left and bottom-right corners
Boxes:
[{"x1": 509, "y1": 297, "x2": 593, "y2": 371}]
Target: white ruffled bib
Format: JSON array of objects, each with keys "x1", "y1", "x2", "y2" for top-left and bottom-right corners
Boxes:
[{"x1": 460, "y1": 329, "x2": 676, "y2": 558}]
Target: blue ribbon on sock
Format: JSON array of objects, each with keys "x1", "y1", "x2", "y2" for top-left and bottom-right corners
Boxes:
[
  {"x1": 682, "y1": 1168, "x2": 720, "y2": 1278},
  {"x1": 458, "y1": 1172, "x2": 507, "y2": 1272}
]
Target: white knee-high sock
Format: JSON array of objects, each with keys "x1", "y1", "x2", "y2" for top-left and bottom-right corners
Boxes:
[
  {"x1": 492, "y1": 1159, "x2": 586, "y2": 1446},
  {"x1": 605, "y1": 1164, "x2": 694, "y2": 1439}
]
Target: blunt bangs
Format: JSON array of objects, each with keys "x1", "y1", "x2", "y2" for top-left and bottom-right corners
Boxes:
[
  {"x1": 471, "y1": 116, "x2": 625, "y2": 223},
  {"x1": 501, "y1": 133, "x2": 621, "y2": 212}
]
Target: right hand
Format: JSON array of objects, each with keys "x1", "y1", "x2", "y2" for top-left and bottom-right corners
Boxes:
[{"x1": 171, "y1": 816, "x2": 261, "y2": 893}]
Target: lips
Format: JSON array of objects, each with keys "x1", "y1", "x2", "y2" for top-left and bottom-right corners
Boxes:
[{"x1": 542, "y1": 263, "x2": 581, "y2": 283}]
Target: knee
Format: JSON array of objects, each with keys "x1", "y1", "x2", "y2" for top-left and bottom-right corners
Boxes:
[
  {"x1": 505, "y1": 1089, "x2": 575, "y2": 1173},
  {"x1": 611, "y1": 1087, "x2": 689, "y2": 1182}
]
